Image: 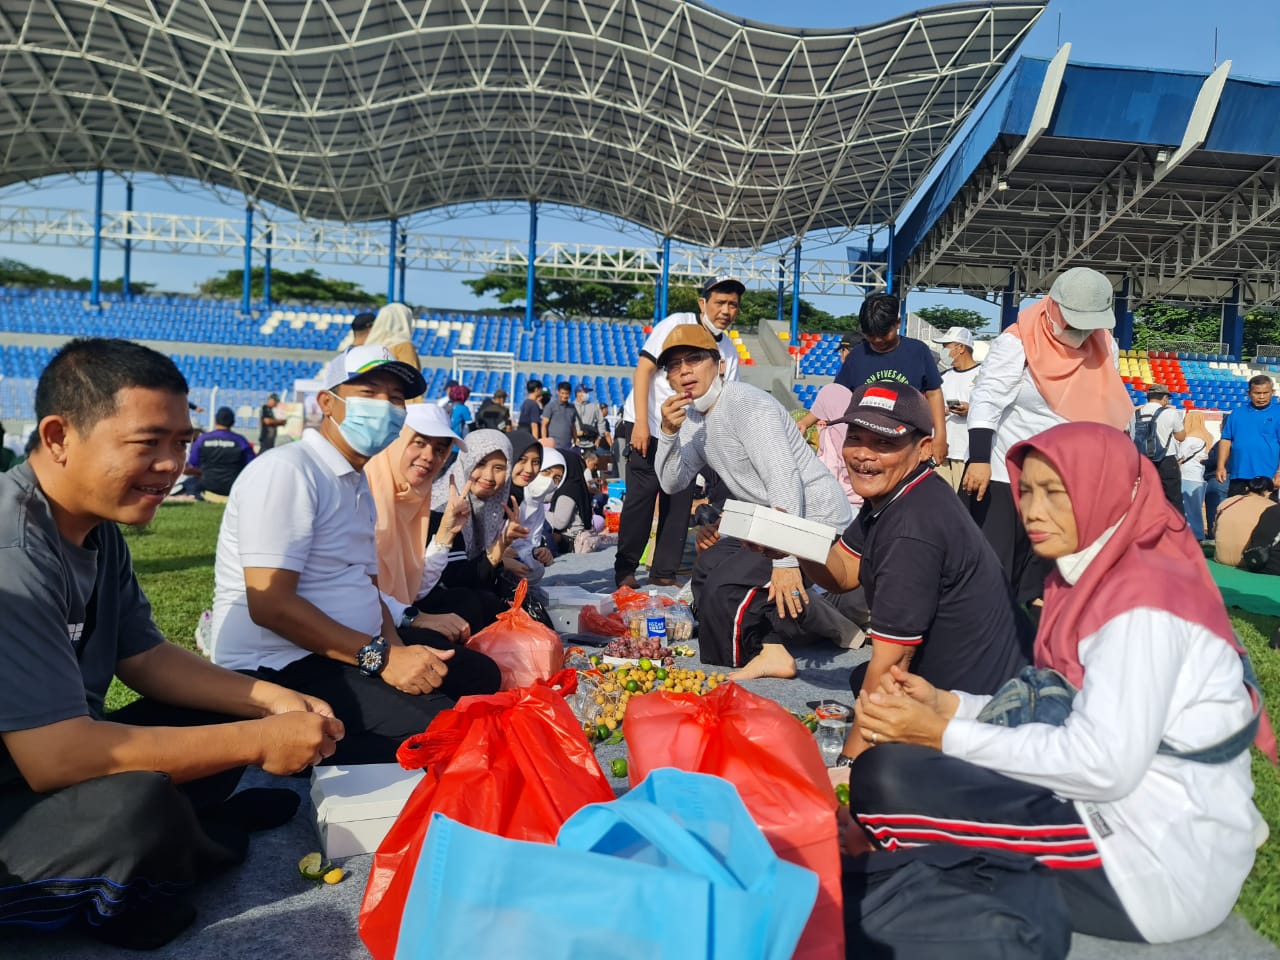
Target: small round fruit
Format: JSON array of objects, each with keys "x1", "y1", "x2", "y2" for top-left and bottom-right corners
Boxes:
[
  {"x1": 625, "y1": 680, "x2": 640, "y2": 693},
  {"x1": 596, "y1": 724, "x2": 610, "y2": 740},
  {"x1": 637, "y1": 657, "x2": 653, "y2": 671},
  {"x1": 655, "y1": 667, "x2": 668, "y2": 680},
  {"x1": 834, "y1": 783, "x2": 851, "y2": 806},
  {"x1": 610, "y1": 758, "x2": 629, "y2": 779},
  {"x1": 323, "y1": 867, "x2": 344, "y2": 884}
]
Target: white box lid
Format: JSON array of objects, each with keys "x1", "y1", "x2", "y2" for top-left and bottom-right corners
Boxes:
[{"x1": 311, "y1": 764, "x2": 423, "y2": 822}]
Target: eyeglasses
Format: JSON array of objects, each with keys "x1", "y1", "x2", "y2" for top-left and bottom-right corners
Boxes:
[{"x1": 664, "y1": 351, "x2": 715, "y2": 373}]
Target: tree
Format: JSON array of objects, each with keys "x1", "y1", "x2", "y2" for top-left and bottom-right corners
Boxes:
[
  {"x1": 1130, "y1": 302, "x2": 1221, "y2": 350},
  {"x1": 914, "y1": 305, "x2": 991, "y2": 332},
  {"x1": 464, "y1": 261, "x2": 648, "y2": 319},
  {"x1": 198, "y1": 267, "x2": 381, "y2": 304},
  {"x1": 0, "y1": 258, "x2": 154, "y2": 295}
]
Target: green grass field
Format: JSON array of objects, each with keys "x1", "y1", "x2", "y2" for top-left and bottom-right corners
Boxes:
[{"x1": 118, "y1": 501, "x2": 1280, "y2": 944}]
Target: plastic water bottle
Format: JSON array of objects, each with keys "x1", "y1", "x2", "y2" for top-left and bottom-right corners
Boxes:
[{"x1": 644, "y1": 590, "x2": 668, "y2": 647}]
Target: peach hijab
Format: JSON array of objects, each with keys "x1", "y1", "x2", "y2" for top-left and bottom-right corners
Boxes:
[{"x1": 1009, "y1": 297, "x2": 1132, "y2": 430}]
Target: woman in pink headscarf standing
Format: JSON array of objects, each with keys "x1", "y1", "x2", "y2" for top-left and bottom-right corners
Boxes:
[{"x1": 851, "y1": 422, "x2": 1274, "y2": 944}]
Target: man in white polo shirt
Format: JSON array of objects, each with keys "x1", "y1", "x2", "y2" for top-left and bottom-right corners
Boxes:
[
  {"x1": 614, "y1": 275, "x2": 743, "y2": 588},
  {"x1": 932, "y1": 326, "x2": 981, "y2": 492},
  {"x1": 209, "y1": 345, "x2": 500, "y2": 765}
]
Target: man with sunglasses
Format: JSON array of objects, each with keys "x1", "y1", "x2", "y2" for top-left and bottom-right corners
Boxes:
[{"x1": 614, "y1": 275, "x2": 744, "y2": 588}]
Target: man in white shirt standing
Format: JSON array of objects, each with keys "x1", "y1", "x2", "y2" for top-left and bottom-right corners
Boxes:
[
  {"x1": 1135, "y1": 383, "x2": 1187, "y2": 511},
  {"x1": 614, "y1": 275, "x2": 743, "y2": 588},
  {"x1": 932, "y1": 326, "x2": 981, "y2": 492},
  {"x1": 209, "y1": 344, "x2": 501, "y2": 765}
]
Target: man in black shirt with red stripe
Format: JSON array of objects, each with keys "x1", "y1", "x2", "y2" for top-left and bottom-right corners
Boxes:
[{"x1": 800, "y1": 382, "x2": 1029, "y2": 767}]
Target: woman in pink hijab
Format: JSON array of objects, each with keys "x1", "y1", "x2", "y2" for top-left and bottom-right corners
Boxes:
[
  {"x1": 851, "y1": 422, "x2": 1274, "y2": 944},
  {"x1": 798, "y1": 383, "x2": 861, "y2": 508}
]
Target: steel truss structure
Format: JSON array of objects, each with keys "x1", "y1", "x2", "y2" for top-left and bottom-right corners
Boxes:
[
  {"x1": 0, "y1": 202, "x2": 887, "y2": 295},
  {"x1": 0, "y1": 0, "x2": 1043, "y2": 249},
  {"x1": 897, "y1": 54, "x2": 1280, "y2": 309}
]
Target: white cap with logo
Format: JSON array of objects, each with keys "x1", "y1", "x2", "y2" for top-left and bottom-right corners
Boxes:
[
  {"x1": 931, "y1": 326, "x2": 975, "y2": 349},
  {"x1": 323, "y1": 344, "x2": 427, "y2": 398}
]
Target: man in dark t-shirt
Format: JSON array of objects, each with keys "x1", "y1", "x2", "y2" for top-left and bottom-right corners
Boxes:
[
  {"x1": 800, "y1": 382, "x2": 1029, "y2": 767},
  {"x1": 259, "y1": 393, "x2": 285, "y2": 449},
  {"x1": 187, "y1": 406, "x2": 256, "y2": 499},
  {"x1": 0, "y1": 338, "x2": 340, "y2": 949},
  {"x1": 517, "y1": 379, "x2": 544, "y2": 438},
  {"x1": 833, "y1": 293, "x2": 948, "y2": 461}
]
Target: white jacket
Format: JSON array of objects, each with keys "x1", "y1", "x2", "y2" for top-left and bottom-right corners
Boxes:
[{"x1": 942, "y1": 607, "x2": 1263, "y2": 943}]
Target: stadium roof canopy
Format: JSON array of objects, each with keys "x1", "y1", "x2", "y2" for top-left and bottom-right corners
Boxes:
[
  {"x1": 0, "y1": 0, "x2": 1043, "y2": 249},
  {"x1": 895, "y1": 54, "x2": 1280, "y2": 306}
]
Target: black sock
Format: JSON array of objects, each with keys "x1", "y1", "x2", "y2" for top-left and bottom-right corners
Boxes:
[
  {"x1": 203, "y1": 787, "x2": 300, "y2": 833},
  {"x1": 83, "y1": 896, "x2": 197, "y2": 951}
]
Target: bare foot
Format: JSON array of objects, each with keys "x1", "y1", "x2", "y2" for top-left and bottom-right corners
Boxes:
[{"x1": 728, "y1": 643, "x2": 797, "y2": 681}]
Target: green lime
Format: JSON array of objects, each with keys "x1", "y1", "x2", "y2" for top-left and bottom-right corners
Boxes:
[
  {"x1": 834, "y1": 783, "x2": 851, "y2": 806},
  {"x1": 654, "y1": 667, "x2": 668, "y2": 681},
  {"x1": 595, "y1": 724, "x2": 610, "y2": 741},
  {"x1": 589, "y1": 654, "x2": 601, "y2": 666},
  {"x1": 298, "y1": 852, "x2": 330, "y2": 880},
  {"x1": 610, "y1": 758, "x2": 629, "y2": 779},
  {"x1": 625, "y1": 680, "x2": 640, "y2": 693},
  {"x1": 637, "y1": 657, "x2": 653, "y2": 671}
]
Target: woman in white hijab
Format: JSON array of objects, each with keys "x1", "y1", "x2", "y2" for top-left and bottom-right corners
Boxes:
[
  {"x1": 507, "y1": 447, "x2": 566, "y2": 582},
  {"x1": 366, "y1": 302, "x2": 422, "y2": 371}
]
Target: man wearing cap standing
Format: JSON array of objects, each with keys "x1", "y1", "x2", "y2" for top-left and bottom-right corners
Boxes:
[
  {"x1": 615, "y1": 275, "x2": 744, "y2": 588},
  {"x1": 933, "y1": 327, "x2": 981, "y2": 492},
  {"x1": 574, "y1": 382, "x2": 605, "y2": 453},
  {"x1": 961, "y1": 267, "x2": 1131, "y2": 604},
  {"x1": 186, "y1": 406, "x2": 256, "y2": 502},
  {"x1": 209, "y1": 344, "x2": 501, "y2": 765},
  {"x1": 1135, "y1": 384, "x2": 1187, "y2": 510},
  {"x1": 799, "y1": 382, "x2": 1030, "y2": 767}
]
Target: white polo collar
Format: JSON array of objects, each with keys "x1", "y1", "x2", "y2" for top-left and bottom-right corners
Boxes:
[{"x1": 301, "y1": 428, "x2": 358, "y2": 479}]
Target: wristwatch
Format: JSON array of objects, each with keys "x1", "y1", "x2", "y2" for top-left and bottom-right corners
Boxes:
[
  {"x1": 399, "y1": 606, "x2": 421, "y2": 630},
  {"x1": 357, "y1": 635, "x2": 389, "y2": 677},
  {"x1": 834, "y1": 753, "x2": 857, "y2": 769}
]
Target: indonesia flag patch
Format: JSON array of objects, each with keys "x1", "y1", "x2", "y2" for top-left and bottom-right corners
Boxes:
[{"x1": 862, "y1": 386, "x2": 898, "y2": 411}]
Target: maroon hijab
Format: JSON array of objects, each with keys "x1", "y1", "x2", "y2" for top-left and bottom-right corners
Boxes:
[{"x1": 1007, "y1": 422, "x2": 1276, "y2": 763}]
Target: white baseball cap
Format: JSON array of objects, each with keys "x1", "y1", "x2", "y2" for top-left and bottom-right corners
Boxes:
[
  {"x1": 324, "y1": 344, "x2": 427, "y2": 398},
  {"x1": 1048, "y1": 267, "x2": 1116, "y2": 331},
  {"x1": 931, "y1": 326, "x2": 975, "y2": 348},
  {"x1": 403, "y1": 403, "x2": 466, "y2": 450}
]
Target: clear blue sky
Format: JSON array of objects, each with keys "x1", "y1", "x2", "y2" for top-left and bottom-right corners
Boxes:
[{"x1": 1, "y1": 0, "x2": 1276, "y2": 323}]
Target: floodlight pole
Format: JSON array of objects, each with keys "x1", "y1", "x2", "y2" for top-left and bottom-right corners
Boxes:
[
  {"x1": 1223, "y1": 280, "x2": 1244, "y2": 360},
  {"x1": 1114, "y1": 276, "x2": 1134, "y2": 349},
  {"x1": 122, "y1": 181, "x2": 133, "y2": 301},
  {"x1": 263, "y1": 225, "x2": 273, "y2": 307},
  {"x1": 387, "y1": 218, "x2": 398, "y2": 303},
  {"x1": 659, "y1": 237, "x2": 671, "y2": 319},
  {"x1": 525, "y1": 201, "x2": 538, "y2": 332},
  {"x1": 397, "y1": 224, "x2": 407, "y2": 304},
  {"x1": 241, "y1": 205, "x2": 253, "y2": 316},
  {"x1": 790, "y1": 243, "x2": 802, "y2": 343},
  {"x1": 90, "y1": 169, "x2": 104, "y2": 307}
]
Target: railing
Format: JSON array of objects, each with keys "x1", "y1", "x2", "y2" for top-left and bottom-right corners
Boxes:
[
  {"x1": 1145, "y1": 340, "x2": 1229, "y2": 356},
  {"x1": 1253, "y1": 344, "x2": 1280, "y2": 361}
]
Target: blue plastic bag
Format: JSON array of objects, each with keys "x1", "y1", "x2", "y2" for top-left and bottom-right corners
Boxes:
[
  {"x1": 393, "y1": 771, "x2": 818, "y2": 960},
  {"x1": 558, "y1": 769, "x2": 817, "y2": 960}
]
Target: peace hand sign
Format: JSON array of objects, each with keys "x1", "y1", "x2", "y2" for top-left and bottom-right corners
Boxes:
[
  {"x1": 435, "y1": 476, "x2": 472, "y2": 545},
  {"x1": 501, "y1": 495, "x2": 530, "y2": 547}
]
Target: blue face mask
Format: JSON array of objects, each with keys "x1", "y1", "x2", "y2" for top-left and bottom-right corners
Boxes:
[{"x1": 328, "y1": 393, "x2": 406, "y2": 456}]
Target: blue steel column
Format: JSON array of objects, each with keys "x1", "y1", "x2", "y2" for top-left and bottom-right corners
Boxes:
[
  {"x1": 790, "y1": 243, "x2": 802, "y2": 343},
  {"x1": 659, "y1": 237, "x2": 671, "y2": 319},
  {"x1": 1223, "y1": 279, "x2": 1244, "y2": 360},
  {"x1": 122, "y1": 181, "x2": 133, "y2": 301},
  {"x1": 241, "y1": 206, "x2": 253, "y2": 315},
  {"x1": 90, "y1": 170, "x2": 105, "y2": 307},
  {"x1": 263, "y1": 225, "x2": 273, "y2": 307},
  {"x1": 524, "y1": 201, "x2": 538, "y2": 331},
  {"x1": 397, "y1": 224, "x2": 407, "y2": 304},
  {"x1": 776, "y1": 258, "x2": 785, "y2": 325},
  {"x1": 387, "y1": 218, "x2": 398, "y2": 303},
  {"x1": 1114, "y1": 276, "x2": 1134, "y2": 350},
  {"x1": 1000, "y1": 271, "x2": 1019, "y2": 329}
]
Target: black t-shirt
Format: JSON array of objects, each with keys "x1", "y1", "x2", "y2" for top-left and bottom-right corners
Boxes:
[
  {"x1": 833, "y1": 337, "x2": 942, "y2": 394},
  {"x1": 517, "y1": 398, "x2": 542, "y2": 430},
  {"x1": 1244, "y1": 504, "x2": 1280, "y2": 576},
  {"x1": 259, "y1": 404, "x2": 278, "y2": 445},
  {"x1": 840, "y1": 465, "x2": 1030, "y2": 695},
  {"x1": 190, "y1": 428, "x2": 255, "y2": 495},
  {"x1": 0, "y1": 464, "x2": 165, "y2": 788}
]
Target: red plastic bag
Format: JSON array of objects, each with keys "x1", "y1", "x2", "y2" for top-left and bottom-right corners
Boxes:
[
  {"x1": 611, "y1": 585, "x2": 674, "y2": 613},
  {"x1": 358, "y1": 670, "x2": 613, "y2": 960},
  {"x1": 466, "y1": 579, "x2": 563, "y2": 689},
  {"x1": 625, "y1": 682, "x2": 844, "y2": 960},
  {"x1": 577, "y1": 603, "x2": 627, "y2": 637}
]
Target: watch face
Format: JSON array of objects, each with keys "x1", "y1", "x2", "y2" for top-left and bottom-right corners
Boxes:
[{"x1": 358, "y1": 643, "x2": 385, "y2": 674}]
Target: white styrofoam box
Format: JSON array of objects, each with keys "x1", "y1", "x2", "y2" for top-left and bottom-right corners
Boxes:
[
  {"x1": 716, "y1": 499, "x2": 839, "y2": 563},
  {"x1": 542, "y1": 586, "x2": 613, "y2": 633},
  {"x1": 311, "y1": 764, "x2": 423, "y2": 860}
]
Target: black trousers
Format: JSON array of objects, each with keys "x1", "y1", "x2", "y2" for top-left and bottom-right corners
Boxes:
[
  {"x1": 252, "y1": 627, "x2": 501, "y2": 766},
  {"x1": 614, "y1": 422, "x2": 696, "y2": 582},
  {"x1": 1155, "y1": 456, "x2": 1185, "y2": 512},
  {"x1": 0, "y1": 702, "x2": 251, "y2": 933},
  {"x1": 966, "y1": 479, "x2": 1053, "y2": 606},
  {"x1": 849, "y1": 744, "x2": 1143, "y2": 942}
]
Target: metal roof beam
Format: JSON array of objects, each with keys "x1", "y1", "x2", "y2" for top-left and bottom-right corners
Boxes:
[
  {"x1": 1153, "y1": 60, "x2": 1231, "y2": 185},
  {"x1": 1006, "y1": 42, "x2": 1068, "y2": 173}
]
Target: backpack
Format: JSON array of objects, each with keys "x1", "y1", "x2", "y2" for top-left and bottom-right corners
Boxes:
[
  {"x1": 1133, "y1": 405, "x2": 1170, "y2": 461},
  {"x1": 843, "y1": 845, "x2": 1072, "y2": 960}
]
